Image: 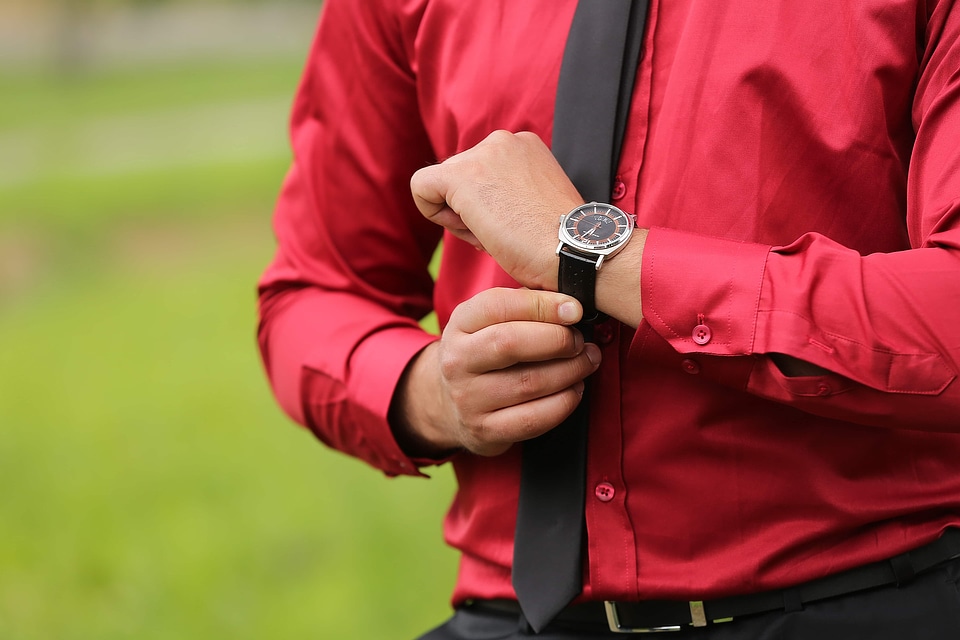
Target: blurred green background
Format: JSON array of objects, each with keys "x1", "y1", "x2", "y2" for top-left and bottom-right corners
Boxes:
[{"x1": 0, "y1": 1, "x2": 458, "y2": 638}]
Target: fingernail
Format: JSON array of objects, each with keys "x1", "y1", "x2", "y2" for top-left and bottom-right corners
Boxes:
[
  {"x1": 558, "y1": 301, "x2": 579, "y2": 324},
  {"x1": 574, "y1": 381, "x2": 585, "y2": 397},
  {"x1": 573, "y1": 330, "x2": 584, "y2": 352},
  {"x1": 585, "y1": 344, "x2": 602, "y2": 367}
]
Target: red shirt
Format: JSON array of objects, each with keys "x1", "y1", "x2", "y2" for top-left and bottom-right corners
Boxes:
[{"x1": 258, "y1": 0, "x2": 960, "y2": 605}]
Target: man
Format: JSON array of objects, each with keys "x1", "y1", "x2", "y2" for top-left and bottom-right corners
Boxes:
[{"x1": 257, "y1": 0, "x2": 960, "y2": 638}]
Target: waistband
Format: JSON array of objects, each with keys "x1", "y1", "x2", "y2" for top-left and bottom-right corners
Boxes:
[{"x1": 467, "y1": 528, "x2": 960, "y2": 633}]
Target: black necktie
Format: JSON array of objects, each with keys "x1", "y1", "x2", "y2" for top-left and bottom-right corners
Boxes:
[{"x1": 512, "y1": 0, "x2": 649, "y2": 633}]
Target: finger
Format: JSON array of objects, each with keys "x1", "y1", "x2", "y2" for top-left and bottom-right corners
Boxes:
[
  {"x1": 446, "y1": 226, "x2": 484, "y2": 251},
  {"x1": 410, "y1": 165, "x2": 448, "y2": 219},
  {"x1": 411, "y1": 166, "x2": 487, "y2": 250},
  {"x1": 419, "y1": 202, "x2": 484, "y2": 248},
  {"x1": 449, "y1": 287, "x2": 583, "y2": 335},
  {"x1": 477, "y1": 346, "x2": 602, "y2": 408},
  {"x1": 454, "y1": 321, "x2": 585, "y2": 373},
  {"x1": 466, "y1": 383, "x2": 587, "y2": 455},
  {"x1": 411, "y1": 160, "x2": 479, "y2": 221}
]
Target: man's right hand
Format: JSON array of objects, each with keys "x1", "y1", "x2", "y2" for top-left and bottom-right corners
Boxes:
[{"x1": 391, "y1": 287, "x2": 602, "y2": 457}]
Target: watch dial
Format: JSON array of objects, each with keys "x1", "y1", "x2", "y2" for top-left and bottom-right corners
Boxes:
[{"x1": 564, "y1": 203, "x2": 631, "y2": 249}]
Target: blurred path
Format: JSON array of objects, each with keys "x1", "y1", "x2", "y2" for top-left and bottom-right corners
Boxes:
[
  {"x1": 0, "y1": 97, "x2": 291, "y2": 189},
  {"x1": 0, "y1": 3, "x2": 319, "y2": 70},
  {"x1": 0, "y1": 4, "x2": 316, "y2": 305}
]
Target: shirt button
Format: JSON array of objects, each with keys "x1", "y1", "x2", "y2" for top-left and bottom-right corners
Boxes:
[
  {"x1": 594, "y1": 322, "x2": 614, "y2": 345},
  {"x1": 595, "y1": 482, "x2": 616, "y2": 502},
  {"x1": 817, "y1": 383, "x2": 832, "y2": 397},
  {"x1": 681, "y1": 358, "x2": 701, "y2": 375},
  {"x1": 692, "y1": 324, "x2": 712, "y2": 345},
  {"x1": 611, "y1": 179, "x2": 627, "y2": 200}
]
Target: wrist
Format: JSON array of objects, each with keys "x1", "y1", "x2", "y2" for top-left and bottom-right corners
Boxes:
[
  {"x1": 389, "y1": 342, "x2": 462, "y2": 458},
  {"x1": 555, "y1": 201, "x2": 646, "y2": 327},
  {"x1": 594, "y1": 226, "x2": 646, "y2": 328}
]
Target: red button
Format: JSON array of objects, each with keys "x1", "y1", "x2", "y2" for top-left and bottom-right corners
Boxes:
[
  {"x1": 611, "y1": 180, "x2": 627, "y2": 200},
  {"x1": 817, "y1": 384, "x2": 832, "y2": 397},
  {"x1": 594, "y1": 322, "x2": 614, "y2": 345},
  {"x1": 681, "y1": 358, "x2": 701, "y2": 375},
  {"x1": 595, "y1": 482, "x2": 615, "y2": 502},
  {"x1": 692, "y1": 324, "x2": 712, "y2": 345}
]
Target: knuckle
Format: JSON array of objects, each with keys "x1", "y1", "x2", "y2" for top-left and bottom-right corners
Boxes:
[
  {"x1": 556, "y1": 390, "x2": 582, "y2": 421},
  {"x1": 487, "y1": 129, "x2": 514, "y2": 144},
  {"x1": 533, "y1": 292, "x2": 551, "y2": 323},
  {"x1": 565, "y1": 383, "x2": 585, "y2": 408},
  {"x1": 447, "y1": 300, "x2": 468, "y2": 328},
  {"x1": 448, "y1": 384, "x2": 466, "y2": 408},
  {"x1": 462, "y1": 413, "x2": 493, "y2": 448},
  {"x1": 517, "y1": 413, "x2": 540, "y2": 439},
  {"x1": 572, "y1": 351, "x2": 594, "y2": 377},
  {"x1": 460, "y1": 415, "x2": 480, "y2": 440},
  {"x1": 555, "y1": 326, "x2": 578, "y2": 354},
  {"x1": 471, "y1": 288, "x2": 505, "y2": 326},
  {"x1": 484, "y1": 291, "x2": 507, "y2": 321},
  {"x1": 548, "y1": 356, "x2": 587, "y2": 391},
  {"x1": 543, "y1": 387, "x2": 581, "y2": 423},
  {"x1": 514, "y1": 130, "x2": 540, "y2": 146},
  {"x1": 516, "y1": 367, "x2": 539, "y2": 396},
  {"x1": 489, "y1": 325, "x2": 517, "y2": 360},
  {"x1": 513, "y1": 408, "x2": 541, "y2": 437},
  {"x1": 438, "y1": 347, "x2": 463, "y2": 380}
]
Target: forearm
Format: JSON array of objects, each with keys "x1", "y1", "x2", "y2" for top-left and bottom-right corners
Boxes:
[
  {"x1": 594, "y1": 227, "x2": 647, "y2": 328},
  {"x1": 258, "y1": 284, "x2": 438, "y2": 475},
  {"x1": 256, "y1": 0, "x2": 450, "y2": 473},
  {"x1": 635, "y1": 226, "x2": 960, "y2": 433}
]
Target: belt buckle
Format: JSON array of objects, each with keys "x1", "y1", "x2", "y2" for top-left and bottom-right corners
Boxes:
[{"x1": 604, "y1": 601, "x2": 708, "y2": 633}]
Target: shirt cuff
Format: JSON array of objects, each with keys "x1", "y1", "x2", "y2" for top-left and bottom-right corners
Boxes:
[
  {"x1": 640, "y1": 226, "x2": 771, "y2": 356},
  {"x1": 303, "y1": 323, "x2": 439, "y2": 477},
  {"x1": 349, "y1": 325, "x2": 444, "y2": 476}
]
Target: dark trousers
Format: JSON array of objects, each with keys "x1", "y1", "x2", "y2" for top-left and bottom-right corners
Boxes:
[{"x1": 418, "y1": 556, "x2": 960, "y2": 639}]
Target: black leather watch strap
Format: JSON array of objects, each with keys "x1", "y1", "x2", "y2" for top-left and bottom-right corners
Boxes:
[{"x1": 558, "y1": 245, "x2": 601, "y2": 324}]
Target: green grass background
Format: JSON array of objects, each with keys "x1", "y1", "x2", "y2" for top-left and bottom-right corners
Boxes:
[{"x1": 0, "y1": 27, "x2": 457, "y2": 640}]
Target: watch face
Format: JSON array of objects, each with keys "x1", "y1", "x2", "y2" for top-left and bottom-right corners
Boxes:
[{"x1": 560, "y1": 203, "x2": 634, "y2": 252}]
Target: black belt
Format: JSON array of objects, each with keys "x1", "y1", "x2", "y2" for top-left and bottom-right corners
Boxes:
[{"x1": 470, "y1": 528, "x2": 960, "y2": 634}]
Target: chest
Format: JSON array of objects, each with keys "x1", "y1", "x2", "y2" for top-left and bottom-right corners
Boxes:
[{"x1": 412, "y1": 0, "x2": 922, "y2": 154}]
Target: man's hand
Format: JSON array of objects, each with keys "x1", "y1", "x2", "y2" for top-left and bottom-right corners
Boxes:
[
  {"x1": 411, "y1": 130, "x2": 584, "y2": 292},
  {"x1": 392, "y1": 287, "x2": 601, "y2": 457},
  {"x1": 411, "y1": 129, "x2": 647, "y2": 328}
]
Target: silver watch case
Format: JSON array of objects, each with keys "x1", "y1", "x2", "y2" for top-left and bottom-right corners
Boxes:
[{"x1": 556, "y1": 201, "x2": 636, "y2": 269}]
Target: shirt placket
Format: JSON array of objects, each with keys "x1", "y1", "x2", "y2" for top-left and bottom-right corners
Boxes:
[{"x1": 583, "y1": 0, "x2": 661, "y2": 599}]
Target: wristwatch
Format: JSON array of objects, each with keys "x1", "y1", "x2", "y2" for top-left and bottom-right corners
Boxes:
[{"x1": 556, "y1": 201, "x2": 636, "y2": 323}]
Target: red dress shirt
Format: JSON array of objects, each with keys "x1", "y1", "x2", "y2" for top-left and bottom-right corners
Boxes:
[{"x1": 258, "y1": 0, "x2": 960, "y2": 605}]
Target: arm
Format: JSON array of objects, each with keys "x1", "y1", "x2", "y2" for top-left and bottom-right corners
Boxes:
[
  {"x1": 637, "y1": 5, "x2": 960, "y2": 432},
  {"x1": 411, "y1": 14, "x2": 960, "y2": 437},
  {"x1": 257, "y1": 0, "x2": 442, "y2": 476},
  {"x1": 259, "y1": 0, "x2": 602, "y2": 471}
]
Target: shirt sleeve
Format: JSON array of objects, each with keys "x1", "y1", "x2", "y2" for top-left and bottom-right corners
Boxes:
[
  {"x1": 257, "y1": 0, "x2": 442, "y2": 476},
  {"x1": 635, "y1": 4, "x2": 960, "y2": 433}
]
